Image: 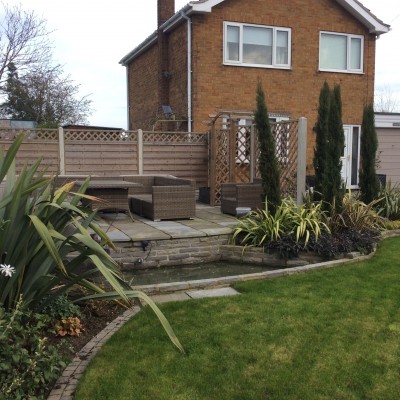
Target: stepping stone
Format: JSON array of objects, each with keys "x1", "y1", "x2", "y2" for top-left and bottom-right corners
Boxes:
[
  {"x1": 150, "y1": 292, "x2": 191, "y2": 303},
  {"x1": 187, "y1": 287, "x2": 240, "y2": 299}
]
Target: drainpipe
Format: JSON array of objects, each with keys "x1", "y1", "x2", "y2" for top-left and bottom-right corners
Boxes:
[
  {"x1": 181, "y1": 11, "x2": 192, "y2": 133},
  {"x1": 125, "y1": 67, "x2": 129, "y2": 130}
]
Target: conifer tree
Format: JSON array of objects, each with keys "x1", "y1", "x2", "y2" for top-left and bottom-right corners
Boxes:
[
  {"x1": 313, "y1": 81, "x2": 331, "y2": 202},
  {"x1": 359, "y1": 103, "x2": 379, "y2": 203},
  {"x1": 327, "y1": 84, "x2": 345, "y2": 207},
  {"x1": 254, "y1": 82, "x2": 281, "y2": 212}
]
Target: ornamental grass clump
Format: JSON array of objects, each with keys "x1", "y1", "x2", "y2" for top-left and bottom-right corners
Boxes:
[
  {"x1": 231, "y1": 198, "x2": 329, "y2": 252},
  {"x1": 327, "y1": 192, "x2": 384, "y2": 235},
  {"x1": 375, "y1": 181, "x2": 400, "y2": 221}
]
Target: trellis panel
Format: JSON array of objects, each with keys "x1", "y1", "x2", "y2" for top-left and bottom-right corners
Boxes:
[{"x1": 209, "y1": 115, "x2": 300, "y2": 205}]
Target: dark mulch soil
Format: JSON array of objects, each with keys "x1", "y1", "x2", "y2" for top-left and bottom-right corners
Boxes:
[{"x1": 47, "y1": 301, "x2": 127, "y2": 356}]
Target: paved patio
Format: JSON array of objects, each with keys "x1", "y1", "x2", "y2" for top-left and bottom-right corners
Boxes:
[{"x1": 96, "y1": 203, "x2": 238, "y2": 243}]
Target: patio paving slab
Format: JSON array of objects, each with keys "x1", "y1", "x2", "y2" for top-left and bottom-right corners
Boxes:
[
  {"x1": 187, "y1": 287, "x2": 240, "y2": 299},
  {"x1": 93, "y1": 204, "x2": 237, "y2": 242},
  {"x1": 143, "y1": 220, "x2": 206, "y2": 238},
  {"x1": 114, "y1": 220, "x2": 171, "y2": 241}
]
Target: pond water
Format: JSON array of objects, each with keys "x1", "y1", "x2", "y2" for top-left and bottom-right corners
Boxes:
[{"x1": 123, "y1": 261, "x2": 279, "y2": 286}]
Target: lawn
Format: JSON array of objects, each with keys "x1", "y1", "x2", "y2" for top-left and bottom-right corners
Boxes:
[{"x1": 75, "y1": 237, "x2": 400, "y2": 400}]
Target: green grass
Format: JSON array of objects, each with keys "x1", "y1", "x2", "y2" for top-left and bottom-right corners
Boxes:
[{"x1": 75, "y1": 237, "x2": 400, "y2": 400}]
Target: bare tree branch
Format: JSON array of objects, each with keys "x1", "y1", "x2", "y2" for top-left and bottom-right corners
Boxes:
[
  {"x1": 0, "y1": 2, "x2": 52, "y2": 87},
  {"x1": 374, "y1": 85, "x2": 400, "y2": 113}
]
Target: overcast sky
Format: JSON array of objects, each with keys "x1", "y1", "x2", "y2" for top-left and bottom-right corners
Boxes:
[{"x1": 5, "y1": 0, "x2": 400, "y2": 128}]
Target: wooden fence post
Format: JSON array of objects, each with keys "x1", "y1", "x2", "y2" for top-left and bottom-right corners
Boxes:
[
  {"x1": 58, "y1": 127, "x2": 65, "y2": 175},
  {"x1": 138, "y1": 129, "x2": 144, "y2": 174},
  {"x1": 297, "y1": 117, "x2": 307, "y2": 205},
  {"x1": 250, "y1": 124, "x2": 255, "y2": 182}
]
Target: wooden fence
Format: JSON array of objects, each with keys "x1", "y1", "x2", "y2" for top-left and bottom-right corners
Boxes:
[{"x1": 0, "y1": 128, "x2": 209, "y2": 187}]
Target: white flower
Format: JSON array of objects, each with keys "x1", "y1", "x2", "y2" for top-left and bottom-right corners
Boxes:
[{"x1": 0, "y1": 264, "x2": 15, "y2": 277}]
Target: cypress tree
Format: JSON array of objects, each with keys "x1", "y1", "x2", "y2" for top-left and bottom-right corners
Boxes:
[
  {"x1": 327, "y1": 84, "x2": 345, "y2": 207},
  {"x1": 359, "y1": 103, "x2": 379, "y2": 203},
  {"x1": 313, "y1": 81, "x2": 331, "y2": 202},
  {"x1": 254, "y1": 82, "x2": 281, "y2": 212}
]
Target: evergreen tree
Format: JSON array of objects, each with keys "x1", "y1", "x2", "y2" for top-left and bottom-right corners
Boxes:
[
  {"x1": 359, "y1": 103, "x2": 379, "y2": 203},
  {"x1": 313, "y1": 81, "x2": 331, "y2": 202},
  {"x1": 327, "y1": 84, "x2": 345, "y2": 207},
  {"x1": 254, "y1": 81, "x2": 281, "y2": 212},
  {"x1": 0, "y1": 64, "x2": 92, "y2": 127}
]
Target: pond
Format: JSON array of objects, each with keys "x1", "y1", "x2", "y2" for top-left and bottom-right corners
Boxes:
[{"x1": 123, "y1": 261, "x2": 279, "y2": 286}]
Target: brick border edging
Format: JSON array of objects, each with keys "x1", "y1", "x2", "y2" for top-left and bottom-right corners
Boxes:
[{"x1": 47, "y1": 307, "x2": 140, "y2": 400}]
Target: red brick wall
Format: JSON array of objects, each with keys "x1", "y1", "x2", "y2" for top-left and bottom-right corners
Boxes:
[
  {"x1": 188, "y1": 0, "x2": 376, "y2": 167},
  {"x1": 167, "y1": 23, "x2": 188, "y2": 122},
  {"x1": 128, "y1": 44, "x2": 159, "y2": 130},
  {"x1": 128, "y1": 0, "x2": 376, "y2": 167},
  {"x1": 158, "y1": 0, "x2": 175, "y2": 27}
]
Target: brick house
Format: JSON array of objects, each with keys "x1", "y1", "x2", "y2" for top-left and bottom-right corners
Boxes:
[{"x1": 120, "y1": 0, "x2": 389, "y2": 187}]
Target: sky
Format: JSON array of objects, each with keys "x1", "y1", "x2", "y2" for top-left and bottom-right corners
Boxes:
[{"x1": 3, "y1": 0, "x2": 400, "y2": 129}]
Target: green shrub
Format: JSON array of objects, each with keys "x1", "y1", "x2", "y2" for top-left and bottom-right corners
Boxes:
[
  {"x1": 0, "y1": 300, "x2": 70, "y2": 399},
  {"x1": 41, "y1": 294, "x2": 82, "y2": 321},
  {"x1": 232, "y1": 198, "x2": 329, "y2": 248}
]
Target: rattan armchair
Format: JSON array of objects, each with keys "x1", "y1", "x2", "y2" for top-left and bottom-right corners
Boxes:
[
  {"x1": 220, "y1": 182, "x2": 263, "y2": 215},
  {"x1": 125, "y1": 175, "x2": 196, "y2": 221}
]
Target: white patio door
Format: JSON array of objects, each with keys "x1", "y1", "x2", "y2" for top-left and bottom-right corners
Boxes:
[{"x1": 341, "y1": 125, "x2": 361, "y2": 188}]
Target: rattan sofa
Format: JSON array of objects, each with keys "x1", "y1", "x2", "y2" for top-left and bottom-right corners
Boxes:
[
  {"x1": 220, "y1": 181, "x2": 263, "y2": 215},
  {"x1": 123, "y1": 175, "x2": 196, "y2": 221},
  {"x1": 52, "y1": 174, "x2": 196, "y2": 220}
]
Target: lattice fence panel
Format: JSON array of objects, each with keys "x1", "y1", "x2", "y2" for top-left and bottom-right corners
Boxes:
[
  {"x1": 143, "y1": 131, "x2": 206, "y2": 144},
  {"x1": 64, "y1": 130, "x2": 136, "y2": 142},
  {"x1": 142, "y1": 131, "x2": 209, "y2": 186},
  {"x1": 64, "y1": 130, "x2": 139, "y2": 176},
  {"x1": 0, "y1": 128, "x2": 59, "y2": 174},
  {"x1": 0, "y1": 128, "x2": 58, "y2": 140},
  {"x1": 255, "y1": 120, "x2": 299, "y2": 198}
]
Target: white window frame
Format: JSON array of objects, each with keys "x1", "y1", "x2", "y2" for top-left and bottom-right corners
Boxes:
[
  {"x1": 319, "y1": 31, "x2": 364, "y2": 74},
  {"x1": 223, "y1": 21, "x2": 291, "y2": 69},
  {"x1": 341, "y1": 125, "x2": 361, "y2": 188}
]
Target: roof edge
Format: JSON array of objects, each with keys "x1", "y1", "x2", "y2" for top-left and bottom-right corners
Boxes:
[
  {"x1": 119, "y1": 0, "x2": 390, "y2": 66},
  {"x1": 335, "y1": 0, "x2": 390, "y2": 35},
  {"x1": 119, "y1": 32, "x2": 158, "y2": 66}
]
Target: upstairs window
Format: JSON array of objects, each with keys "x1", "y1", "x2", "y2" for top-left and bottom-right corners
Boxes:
[
  {"x1": 224, "y1": 22, "x2": 291, "y2": 69},
  {"x1": 319, "y1": 32, "x2": 363, "y2": 73}
]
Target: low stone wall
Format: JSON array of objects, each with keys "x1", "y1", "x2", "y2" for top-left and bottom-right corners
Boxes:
[
  {"x1": 111, "y1": 235, "x2": 230, "y2": 270},
  {"x1": 220, "y1": 245, "x2": 324, "y2": 268}
]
